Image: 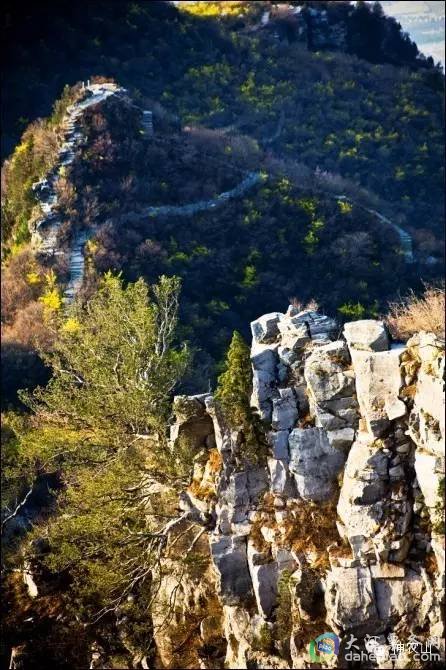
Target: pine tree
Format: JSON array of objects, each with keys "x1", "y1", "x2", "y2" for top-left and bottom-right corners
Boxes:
[
  {"x1": 215, "y1": 330, "x2": 252, "y2": 428},
  {"x1": 215, "y1": 330, "x2": 266, "y2": 463},
  {"x1": 22, "y1": 272, "x2": 190, "y2": 442}
]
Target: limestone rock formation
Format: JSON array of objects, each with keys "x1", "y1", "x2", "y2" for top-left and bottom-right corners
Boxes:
[{"x1": 158, "y1": 307, "x2": 445, "y2": 669}]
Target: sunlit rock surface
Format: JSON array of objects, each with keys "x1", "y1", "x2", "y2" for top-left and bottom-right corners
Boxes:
[{"x1": 157, "y1": 308, "x2": 444, "y2": 668}]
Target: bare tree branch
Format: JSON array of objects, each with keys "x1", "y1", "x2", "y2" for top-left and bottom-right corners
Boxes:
[{"x1": 2, "y1": 484, "x2": 34, "y2": 529}]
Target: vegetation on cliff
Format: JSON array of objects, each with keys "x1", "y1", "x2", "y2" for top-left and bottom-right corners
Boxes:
[
  {"x1": 386, "y1": 284, "x2": 445, "y2": 340},
  {"x1": 2, "y1": 274, "x2": 191, "y2": 667}
]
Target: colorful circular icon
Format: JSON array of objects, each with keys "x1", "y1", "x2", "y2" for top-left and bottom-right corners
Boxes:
[{"x1": 309, "y1": 632, "x2": 340, "y2": 663}]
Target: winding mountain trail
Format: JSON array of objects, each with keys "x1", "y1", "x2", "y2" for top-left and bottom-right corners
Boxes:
[
  {"x1": 33, "y1": 83, "x2": 127, "y2": 255},
  {"x1": 64, "y1": 231, "x2": 89, "y2": 302},
  {"x1": 31, "y1": 85, "x2": 412, "y2": 306},
  {"x1": 32, "y1": 83, "x2": 128, "y2": 300},
  {"x1": 142, "y1": 171, "x2": 263, "y2": 219},
  {"x1": 62, "y1": 171, "x2": 263, "y2": 301},
  {"x1": 335, "y1": 195, "x2": 414, "y2": 262},
  {"x1": 32, "y1": 84, "x2": 263, "y2": 302}
]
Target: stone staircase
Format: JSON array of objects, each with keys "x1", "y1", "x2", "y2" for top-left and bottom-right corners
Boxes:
[
  {"x1": 31, "y1": 83, "x2": 129, "y2": 300},
  {"x1": 64, "y1": 231, "x2": 89, "y2": 302},
  {"x1": 143, "y1": 171, "x2": 264, "y2": 219},
  {"x1": 141, "y1": 110, "x2": 154, "y2": 135}
]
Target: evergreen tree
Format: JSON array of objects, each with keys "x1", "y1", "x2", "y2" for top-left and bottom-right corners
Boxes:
[
  {"x1": 215, "y1": 330, "x2": 266, "y2": 462},
  {"x1": 215, "y1": 330, "x2": 252, "y2": 428}
]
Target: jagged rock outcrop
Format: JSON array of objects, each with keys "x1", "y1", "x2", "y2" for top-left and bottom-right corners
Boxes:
[{"x1": 158, "y1": 309, "x2": 444, "y2": 668}]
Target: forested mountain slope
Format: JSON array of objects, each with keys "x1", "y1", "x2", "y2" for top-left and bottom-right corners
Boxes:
[
  {"x1": 3, "y1": 0, "x2": 444, "y2": 244},
  {"x1": 2, "y1": 79, "x2": 440, "y2": 402}
]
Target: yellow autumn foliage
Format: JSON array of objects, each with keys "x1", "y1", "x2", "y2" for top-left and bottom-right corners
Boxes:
[
  {"x1": 62, "y1": 318, "x2": 81, "y2": 334},
  {"x1": 39, "y1": 288, "x2": 62, "y2": 311},
  {"x1": 26, "y1": 271, "x2": 41, "y2": 285}
]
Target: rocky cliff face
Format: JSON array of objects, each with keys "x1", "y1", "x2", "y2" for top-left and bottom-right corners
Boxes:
[{"x1": 162, "y1": 308, "x2": 445, "y2": 668}]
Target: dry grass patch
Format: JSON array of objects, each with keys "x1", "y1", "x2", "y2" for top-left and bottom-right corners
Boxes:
[
  {"x1": 425, "y1": 552, "x2": 438, "y2": 577},
  {"x1": 207, "y1": 448, "x2": 223, "y2": 473},
  {"x1": 281, "y1": 500, "x2": 340, "y2": 572},
  {"x1": 386, "y1": 285, "x2": 445, "y2": 341}
]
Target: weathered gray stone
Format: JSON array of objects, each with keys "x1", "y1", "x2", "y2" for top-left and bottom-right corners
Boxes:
[
  {"x1": 247, "y1": 540, "x2": 278, "y2": 619},
  {"x1": 251, "y1": 313, "x2": 283, "y2": 343},
  {"x1": 288, "y1": 427, "x2": 346, "y2": 501},
  {"x1": 389, "y1": 464, "x2": 405, "y2": 480},
  {"x1": 310, "y1": 338, "x2": 351, "y2": 366},
  {"x1": 343, "y1": 320, "x2": 389, "y2": 352},
  {"x1": 325, "y1": 566, "x2": 382, "y2": 635},
  {"x1": 304, "y1": 312, "x2": 338, "y2": 340},
  {"x1": 373, "y1": 570, "x2": 428, "y2": 627},
  {"x1": 314, "y1": 408, "x2": 346, "y2": 431},
  {"x1": 304, "y1": 340, "x2": 359, "y2": 437},
  {"x1": 414, "y1": 452, "x2": 444, "y2": 510},
  {"x1": 277, "y1": 345, "x2": 298, "y2": 367},
  {"x1": 337, "y1": 434, "x2": 390, "y2": 558},
  {"x1": 370, "y1": 564, "x2": 405, "y2": 579},
  {"x1": 278, "y1": 310, "x2": 336, "y2": 343},
  {"x1": 221, "y1": 606, "x2": 252, "y2": 668},
  {"x1": 250, "y1": 343, "x2": 278, "y2": 421},
  {"x1": 251, "y1": 344, "x2": 278, "y2": 373},
  {"x1": 327, "y1": 427, "x2": 355, "y2": 451},
  {"x1": 221, "y1": 472, "x2": 249, "y2": 524},
  {"x1": 305, "y1": 340, "x2": 355, "y2": 403},
  {"x1": 280, "y1": 326, "x2": 311, "y2": 352},
  {"x1": 385, "y1": 397, "x2": 407, "y2": 421},
  {"x1": 268, "y1": 458, "x2": 297, "y2": 497},
  {"x1": 251, "y1": 371, "x2": 275, "y2": 421},
  {"x1": 210, "y1": 535, "x2": 253, "y2": 605},
  {"x1": 277, "y1": 319, "x2": 310, "y2": 343},
  {"x1": 267, "y1": 430, "x2": 289, "y2": 460},
  {"x1": 271, "y1": 388, "x2": 298, "y2": 431},
  {"x1": 247, "y1": 466, "x2": 269, "y2": 503},
  {"x1": 349, "y1": 346, "x2": 405, "y2": 436},
  {"x1": 408, "y1": 333, "x2": 445, "y2": 454}
]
